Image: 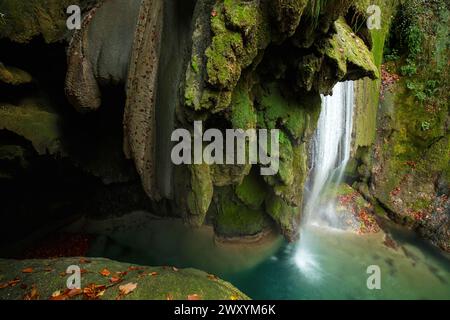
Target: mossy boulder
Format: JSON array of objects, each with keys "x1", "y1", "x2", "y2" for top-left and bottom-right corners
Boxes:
[
  {"x1": 315, "y1": 17, "x2": 379, "y2": 94},
  {"x1": 235, "y1": 170, "x2": 267, "y2": 209},
  {"x1": 0, "y1": 257, "x2": 249, "y2": 300},
  {"x1": 256, "y1": 82, "x2": 321, "y2": 142},
  {"x1": 0, "y1": 0, "x2": 90, "y2": 43},
  {"x1": 0, "y1": 102, "x2": 64, "y2": 156},
  {"x1": 265, "y1": 193, "x2": 300, "y2": 241},
  {"x1": 213, "y1": 186, "x2": 271, "y2": 238},
  {"x1": 0, "y1": 63, "x2": 32, "y2": 85},
  {"x1": 187, "y1": 163, "x2": 214, "y2": 226}
]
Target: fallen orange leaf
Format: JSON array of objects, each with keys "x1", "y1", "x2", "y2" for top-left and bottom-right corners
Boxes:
[
  {"x1": 119, "y1": 282, "x2": 137, "y2": 296},
  {"x1": 150, "y1": 272, "x2": 158, "y2": 276},
  {"x1": 67, "y1": 288, "x2": 83, "y2": 298},
  {"x1": 99, "y1": 268, "x2": 111, "y2": 277},
  {"x1": 110, "y1": 276, "x2": 121, "y2": 283},
  {"x1": 8, "y1": 278, "x2": 20, "y2": 287},
  {"x1": 22, "y1": 268, "x2": 33, "y2": 273},
  {"x1": 188, "y1": 294, "x2": 201, "y2": 300},
  {"x1": 23, "y1": 285, "x2": 39, "y2": 300},
  {"x1": 83, "y1": 284, "x2": 106, "y2": 300},
  {"x1": 166, "y1": 293, "x2": 174, "y2": 300}
]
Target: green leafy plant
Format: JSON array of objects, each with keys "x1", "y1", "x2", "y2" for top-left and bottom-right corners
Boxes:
[{"x1": 420, "y1": 121, "x2": 431, "y2": 131}]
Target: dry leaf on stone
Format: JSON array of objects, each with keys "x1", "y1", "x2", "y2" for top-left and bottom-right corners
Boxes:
[
  {"x1": 110, "y1": 276, "x2": 121, "y2": 283},
  {"x1": 119, "y1": 282, "x2": 137, "y2": 296},
  {"x1": 83, "y1": 284, "x2": 106, "y2": 300},
  {"x1": 99, "y1": 268, "x2": 111, "y2": 277},
  {"x1": 23, "y1": 285, "x2": 39, "y2": 300},
  {"x1": 187, "y1": 294, "x2": 201, "y2": 300}
]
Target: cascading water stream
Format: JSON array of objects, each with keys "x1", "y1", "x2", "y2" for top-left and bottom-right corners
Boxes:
[
  {"x1": 294, "y1": 81, "x2": 355, "y2": 276},
  {"x1": 304, "y1": 81, "x2": 355, "y2": 227}
]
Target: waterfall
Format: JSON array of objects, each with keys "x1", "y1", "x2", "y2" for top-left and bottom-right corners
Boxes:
[
  {"x1": 293, "y1": 81, "x2": 354, "y2": 276},
  {"x1": 304, "y1": 81, "x2": 355, "y2": 227}
]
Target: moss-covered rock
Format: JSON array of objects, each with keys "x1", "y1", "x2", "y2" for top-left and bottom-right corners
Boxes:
[
  {"x1": 0, "y1": 0, "x2": 92, "y2": 43},
  {"x1": 213, "y1": 186, "x2": 270, "y2": 238},
  {"x1": 235, "y1": 170, "x2": 267, "y2": 209},
  {"x1": 265, "y1": 193, "x2": 300, "y2": 241},
  {"x1": 316, "y1": 17, "x2": 379, "y2": 94},
  {"x1": 0, "y1": 102, "x2": 64, "y2": 156},
  {"x1": 0, "y1": 63, "x2": 32, "y2": 85},
  {"x1": 187, "y1": 163, "x2": 214, "y2": 226},
  {"x1": 256, "y1": 82, "x2": 321, "y2": 142},
  {"x1": 271, "y1": 0, "x2": 308, "y2": 40},
  {"x1": 0, "y1": 257, "x2": 249, "y2": 300}
]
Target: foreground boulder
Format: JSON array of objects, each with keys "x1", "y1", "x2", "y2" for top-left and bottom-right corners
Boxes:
[{"x1": 0, "y1": 257, "x2": 249, "y2": 300}]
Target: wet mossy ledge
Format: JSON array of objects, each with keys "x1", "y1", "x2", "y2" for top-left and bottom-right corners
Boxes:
[{"x1": 0, "y1": 258, "x2": 249, "y2": 300}]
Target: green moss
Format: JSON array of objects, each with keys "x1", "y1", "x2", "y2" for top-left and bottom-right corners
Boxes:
[
  {"x1": 200, "y1": 88, "x2": 233, "y2": 112},
  {"x1": 235, "y1": 170, "x2": 267, "y2": 209},
  {"x1": 0, "y1": 257, "x2": 249, "y2": 300},
  {"x1": 205, "y1": 26, "x2": 243, "y2": 89},
  {"x1": 278, "y1": 132, "x2": 294, "y2": 186},
  {"x1": 210, "y1": 162, "x2": 250, "y2": 188},
  {"x1": 187, "y1": 163, "x2": 214, "y2": 226},
  {"x1": 0, "y1": 63, "x2": 32, "y2": 85},
  {"x1": 0, "y1": 102, "x2": 64, "y2": 155},
  {"x1": 230, "y1": 79, "x2": 256, "y2": 129},
  {"x1": 214, "y1": 187, "x2": 270, "y2": 237},
  {"x1": 205, "y1": 0, "x2": 269, "y2": 94},
  {"x1": 257, "y1": 83, "x2": 320, "y2": 141},
  {"x1": 223, "y1": 0, "x2": 258, "y2": 30},
  {"x1": 318, "y1": 17, "x2": 379, "y2": 81},
  {"x1": 191, "y1": 55, "x2": 200, "y2": 74},
  {"x1": 271, "y1": 0, "x2": 308, "y2": 38},
  {"x1": 272, "y1": 143, "x2": 308, "y2": 207},
  {"x1": 265, "y1": 193, "x2": 299, "y2": 240},
  {"x1": 0, "y1": 0, "x2": 81, "y2": 43}
]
